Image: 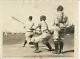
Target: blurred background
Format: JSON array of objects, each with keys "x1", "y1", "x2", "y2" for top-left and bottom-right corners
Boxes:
[{"x1": 0, "y1": 0, "x2": 77, "y2": 33}]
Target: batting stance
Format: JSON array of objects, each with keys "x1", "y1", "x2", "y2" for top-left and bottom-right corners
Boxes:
[
  {"x1": 32, "y1": 15, "x2": 52, "y2": 53},
  {"x1": 23, "y1": 16, "x2": 34, "y2": 47}
]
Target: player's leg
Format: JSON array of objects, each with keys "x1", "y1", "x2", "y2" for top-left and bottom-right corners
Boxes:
[
  {"x1": 23, "y1": 32, "x2": 31, "y2": 47},
  {"x1": 22, "y1": 36, "x2": 28, "y2": 47},
  {"x1": 43, "y1": 39, "x2": 52, "y2": 51},
  {"x1": 33, "y1": 37, "x2": 41, "y2": 53},
  {"x1": 45, "y1": 42, "x2": 52, "y2": 51},
  {"x1": 23, "y1": 40, "x2": 27, "y2": 47},
  {"x1": 59, "y1": 39, "x2": 64, "y2": 54},
  {"x1": 27, "y1": 32, "x2": 34, "y2": 44},
  {"x1": 59, "y1": 30, "x2": 64, "y2": 53},
  {"x1": 34, "y1": 42, "x2": 41, "y2": 53},
  {"x1": 41, "y1": 32, "x2": 52, "y2": 51},
  {"x1": 29, "y1": 36, "x2": 35, "y2": 45},
  {"x1": 54, "y1": 40, "x2": 59, "y2": 54}
]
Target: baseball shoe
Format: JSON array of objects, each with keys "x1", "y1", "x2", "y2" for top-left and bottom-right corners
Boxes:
[{"x1": 34, "y1": 50, "x2": 41, "y2": 53}]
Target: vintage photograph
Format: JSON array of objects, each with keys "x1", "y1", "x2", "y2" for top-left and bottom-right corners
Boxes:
[{"x1": 1, "y1": 0, "x2": 77, "y2": 57}]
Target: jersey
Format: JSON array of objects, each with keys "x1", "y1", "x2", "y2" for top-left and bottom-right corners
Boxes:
[
  {"x1": 34, "y1": 21, "x2": 48, "y2": 32},
  {"x1": 25, "y1": 20, "x2": 34, "y2": 32},
  {"x1": 54, "y1": 11, "x2": 69, "y2": 28}
]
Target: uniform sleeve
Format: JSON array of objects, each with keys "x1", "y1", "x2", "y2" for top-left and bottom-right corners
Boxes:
[{"x1": 64, "y1": 16, "x2": 69, "y2": 27}]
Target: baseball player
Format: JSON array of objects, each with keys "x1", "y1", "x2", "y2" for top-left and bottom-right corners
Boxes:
[
  {"x1": 32, "y1": 15, "x2": 52, "y2": 53},
  {"x1": 51, "y1": 5, "x2": 68, "y2": 54},
  {"x1": 23, "y1": 16, "x2": 34, "y2": 47}
]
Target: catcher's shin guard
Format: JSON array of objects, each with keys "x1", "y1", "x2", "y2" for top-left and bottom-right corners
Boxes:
[
  {"x1": 59, "y1": 40, "x2": 64, "y2": 53},
  {"x1": 54, "y1": 41, "x2": 59, "y2": 54}
]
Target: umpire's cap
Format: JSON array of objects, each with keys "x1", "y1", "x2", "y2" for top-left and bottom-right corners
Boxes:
[
  {"x1": 57, "y1": 5, "x2": 64, "y2": 11},
  {"x1": 40, "y1": 15, "x2": 46, "y2": 21},
  {"x1": 29, "y1": 16, "x2": 33, "y2": 20}
]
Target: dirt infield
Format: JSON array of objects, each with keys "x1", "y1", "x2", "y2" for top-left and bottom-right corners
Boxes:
[{"x1": 3, "y1": 33, "x2": 74, "y2": 57}]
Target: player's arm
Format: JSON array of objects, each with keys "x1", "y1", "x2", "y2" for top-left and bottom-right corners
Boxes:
[{"x1": 64, "y1": 17, "x2": 69, "y2": 28}]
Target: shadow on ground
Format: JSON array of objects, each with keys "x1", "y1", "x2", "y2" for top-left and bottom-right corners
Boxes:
[{"x1": 63, "y1": 50, "x2": 74, "y2": 53}]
